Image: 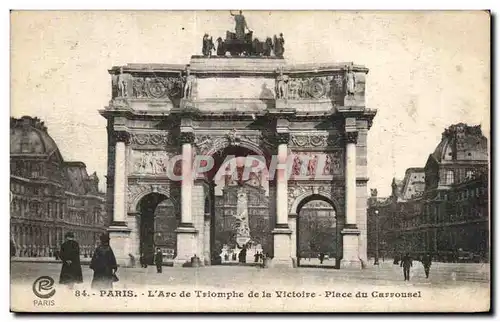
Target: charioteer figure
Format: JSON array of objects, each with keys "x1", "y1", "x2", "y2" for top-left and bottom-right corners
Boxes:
[{"x1": 230, "y1": 10, "x2": 252, "y2": 40}]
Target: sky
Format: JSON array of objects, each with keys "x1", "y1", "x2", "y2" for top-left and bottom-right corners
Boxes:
[{"x1": 10, "y1": 11, "x2": 490, "y2": 196}]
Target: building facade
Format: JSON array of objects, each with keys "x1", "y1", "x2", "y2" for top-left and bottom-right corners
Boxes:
[
  {"x1": 368, "y1": 124, "x2": 489, "y2": 262},
  {"x1": 10, "y1": 116, "x2": 107, "y2": 257}
]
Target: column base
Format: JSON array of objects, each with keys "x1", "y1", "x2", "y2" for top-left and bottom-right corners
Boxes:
[
  {"x1": 267, "y1": 257, "x2": 295, "y2": 268},
  {"x1": 108, "y1": 225, "x2": 132, "y2": 267},
  {"x1": 180, "y1": 98, "x2": 196, "y2": 109},
  {"x1": 341, "y1": 227, "x2": 361, "y2": 269},
  {"x1": 275, "y1": 99, "x2": 288, "y2": 109},
  {"x1": 175, "y1": 226, "x2": 198, "y2": 267},
  {"x1": 340, "y1": 259, "x2": 362, "y2": 269},
  {"x1": 272, "y1": 228, "x2": 293, "y2": 268}
]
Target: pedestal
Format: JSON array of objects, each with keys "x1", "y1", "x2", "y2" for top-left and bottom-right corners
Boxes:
[
  {"x1": 275, "y1": 99, "x2": 288, "y2": 109},
  {"x1": 340, "y1": 228, "x2": 361, "y2": 269},
  {"x1": 271, "y1": 228, "x2": 294, "y2": 268},
  {"x1": 174, "y1": 226, "x2": 198, "y2": 267},
  {"x1": 180, "y1": 98, "x2": 195, "y2": 109},
  {"x1": 108, "y1": 225, "x2": 132, "y2": 267}
]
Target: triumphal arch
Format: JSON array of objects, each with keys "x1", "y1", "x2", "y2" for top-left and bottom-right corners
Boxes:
[{"x1": 100, "y1": 21, "x2": 376, "y2": 269}]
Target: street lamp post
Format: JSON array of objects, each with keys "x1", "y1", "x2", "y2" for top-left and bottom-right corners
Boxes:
[{"x1": 374, "y1": 210, "x2": 379, "y2": 265}]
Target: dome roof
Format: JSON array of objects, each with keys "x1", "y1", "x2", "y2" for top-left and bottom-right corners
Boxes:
[
  {"x1": 10, "y1": 116, "x2": 59, "y2": 156},
  {"x1": 432, "y1": 123, "x2": 488, "y2": 162}
]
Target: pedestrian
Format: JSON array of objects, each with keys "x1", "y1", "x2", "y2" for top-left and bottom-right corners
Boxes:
[
  {"x1": 400, "y1": 252, "x2": 413, "y2": 281},
  {"x1": 422, "y1": 253, "x2": 432, "y2": 279},
  {"x1": 154, "y1": 248, "x2": 163, "y2": 273},
  {"x1": 140, "y1": 253, "x2": 148, "y2": 268},
  {"x1": 90, "y1": 233, "x2": 118, "y2": 290},
  {"x1": 10, "y1": 240, "x2": 16, "y2": 257},
  {"x1": 319, "y1": 252, "x2": 325, "y2": 264},
  {"x1": 59, "y1": 232, "x2": 83, "y2": 289}
]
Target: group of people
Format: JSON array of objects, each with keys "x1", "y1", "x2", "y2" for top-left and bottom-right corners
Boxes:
[
  {"x1": 139, "y1": 248, "x2": 164, "y2": 273},
  {"x1": 397, "y1": 252, "x2": 433, "y2": 281},
  {"x1": 58, "y1": 232, "x2": 118, "y2": 290}
]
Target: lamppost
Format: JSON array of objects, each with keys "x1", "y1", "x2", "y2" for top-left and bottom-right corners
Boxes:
[{"x1": 374, "y1": 209, "x2": 379, "y2": 265}]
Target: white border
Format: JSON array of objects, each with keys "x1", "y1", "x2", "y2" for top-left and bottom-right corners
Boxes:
[{"x1": 2, "y1": 1, "x2": 497, "y2": 321}]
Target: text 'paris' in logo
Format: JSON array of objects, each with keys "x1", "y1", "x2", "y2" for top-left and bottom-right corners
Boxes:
[{"x1": 32, "y1": 276, "x2": 56, "y2": 299}]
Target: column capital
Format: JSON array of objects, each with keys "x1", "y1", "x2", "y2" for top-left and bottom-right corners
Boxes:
[
  {"x1": 178, "y1": 132, "x2": 195, "y2": 144},
  {"x1": 114, "y1": 131, "x2": 130, "y2": 144},
  {"x1": 275, "y1": 132, "x2": 290, "y2": 145},
  {"x1": 345, "y1": 131, "x2": 358, "y2": 144}
]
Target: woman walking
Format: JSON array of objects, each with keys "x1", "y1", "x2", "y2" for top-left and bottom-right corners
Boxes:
[{"x1": 90, "y1": 233, "x2": 118, "y2": 290}]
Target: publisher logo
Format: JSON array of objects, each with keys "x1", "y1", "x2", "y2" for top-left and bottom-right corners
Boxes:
[{"x1": 32, "y1": 276, "x2": 56, "y2": 299}]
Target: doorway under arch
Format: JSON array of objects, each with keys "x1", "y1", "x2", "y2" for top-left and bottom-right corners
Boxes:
[
  {"x1": 296, "y1": 194, "x2": 339, "y2": 268},
  {"x1": 138, "y1": 193, "x2": 179, "y2": 264}
]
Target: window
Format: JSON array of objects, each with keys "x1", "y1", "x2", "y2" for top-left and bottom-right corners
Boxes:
[
  {"x1": 445, "y1": 170, "x2": 455, "y2": 184},
  {"x1": 466, "y1": 170, "x2": 474, "y2": 179}
]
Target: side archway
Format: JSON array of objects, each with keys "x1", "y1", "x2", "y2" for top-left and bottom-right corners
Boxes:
[
  {"x1": 127, "y1": 184, "x2": 175, "y2": 214},
  {"x1": 290, "y1": 192, "x2": 342, "y2": 268}
]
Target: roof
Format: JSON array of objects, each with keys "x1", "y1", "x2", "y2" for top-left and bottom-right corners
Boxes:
[
  {"x1": 65, "y1": 162, "x2": 99, "y2": 195},
  {"x1": 432, "y1": 123, "x2": 488, "y2": 162},
  {"x1": 10, "y1": 116, "x2": 60, "y2": 156}
]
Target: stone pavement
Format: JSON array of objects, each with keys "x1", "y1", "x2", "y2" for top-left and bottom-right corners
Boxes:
[
  {"x1": 11, "y1": 259, "x2": 489, "y2": 288},
  {"x1": 10, "y1": 261, "x2": 490, "y2": 312}
]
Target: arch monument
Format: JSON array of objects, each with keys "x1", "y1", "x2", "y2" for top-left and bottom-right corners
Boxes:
[{"x1": 100, "y1": 42, "x2": 376, "y2": 269}]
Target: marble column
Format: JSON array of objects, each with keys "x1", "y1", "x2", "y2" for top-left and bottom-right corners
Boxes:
[
  {"x1": 175, "y1": 131, "x2": 198, "y2": 266},
  {"x1": 180, "y1": 133, "x2": 194, "y2": 226},
  {"x1": 108, "y1": 131, "x2": 132, "y2": 266},
  {"x1": 111, "y1": 131, "x2": 129, "y2": 225},
  {"x1": 272, "y1": 132, "x2": 293, "y2": 268},
  {"x1": 341, "y1": 130, "x2": 361, "y2": 269}
]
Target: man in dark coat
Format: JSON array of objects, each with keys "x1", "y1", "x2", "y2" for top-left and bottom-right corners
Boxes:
[
  {"x1": 154, "y1": 248, "x2": 163, "y2": 273},
  {"x1": 59, "y1": 232, "x2": 83, "y2": 288},
  {"x1": 400, "y1": 252, "x2": 413, "y2": 281},
  {"x1": 10, "y1": 240, "x2": 16, "y2": 257},
  {"x1": 90, "y1": 233, "x2": 118, "y2": 290},
  {"x1": 319, "y1": 252, "x2": 325, "y2": 264},
  {"x1": 422, "y1": 253, "x2": 432, "y2": 278}
]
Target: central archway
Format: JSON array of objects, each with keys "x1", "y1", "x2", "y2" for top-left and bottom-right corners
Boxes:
[
  {"x1": 138, "y1": 193, "x2": 179, "y2": 265},
  {"x1": 206, "y1": 144, "x2": 272, "y2": 266}
]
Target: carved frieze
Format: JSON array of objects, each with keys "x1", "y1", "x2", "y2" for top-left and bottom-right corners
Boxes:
[
  {"x1": 194, "y1": 135, "x2": 213, "y2": 155},
  {"x1": 130, "y1": 150, "x2": 173, "y2": 175},
  {"x1": 126, "y1": 76, "x2": 183, "y2": 100},
  {"x1": 290, "y1": 134, "x2": 342, "y2": 148},
  {"x1": 287, "y1": 74, "x2": 344, "y2": 100},
  {"x1": 130, "y1": 133, "x2": 176, "y2": 147},
  {"x1": 194, "y1": 131, "x2": 264, "y2": 156}
]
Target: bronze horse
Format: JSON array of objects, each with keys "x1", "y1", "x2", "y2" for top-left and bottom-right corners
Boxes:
[{"x1": 216, "y1": 31, "x2": 274, "y2": 57}]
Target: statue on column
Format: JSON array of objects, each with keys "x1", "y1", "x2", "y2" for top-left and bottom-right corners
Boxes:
[
  {"x1": 276, "y1": 67, "x2": 289, "y2": 100},
  {"x1": 182, "y1": 66, "x2": 196, "y2": 99},
  {"x1": 117, "y1": 67, "x2": 128, "y2": 97},
  {"x1": 344, "y1": 64, "x2": 356, "y2": 96},
  {"x1": 230, "y1": 10, "x2": 251, "y2": 40}
]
